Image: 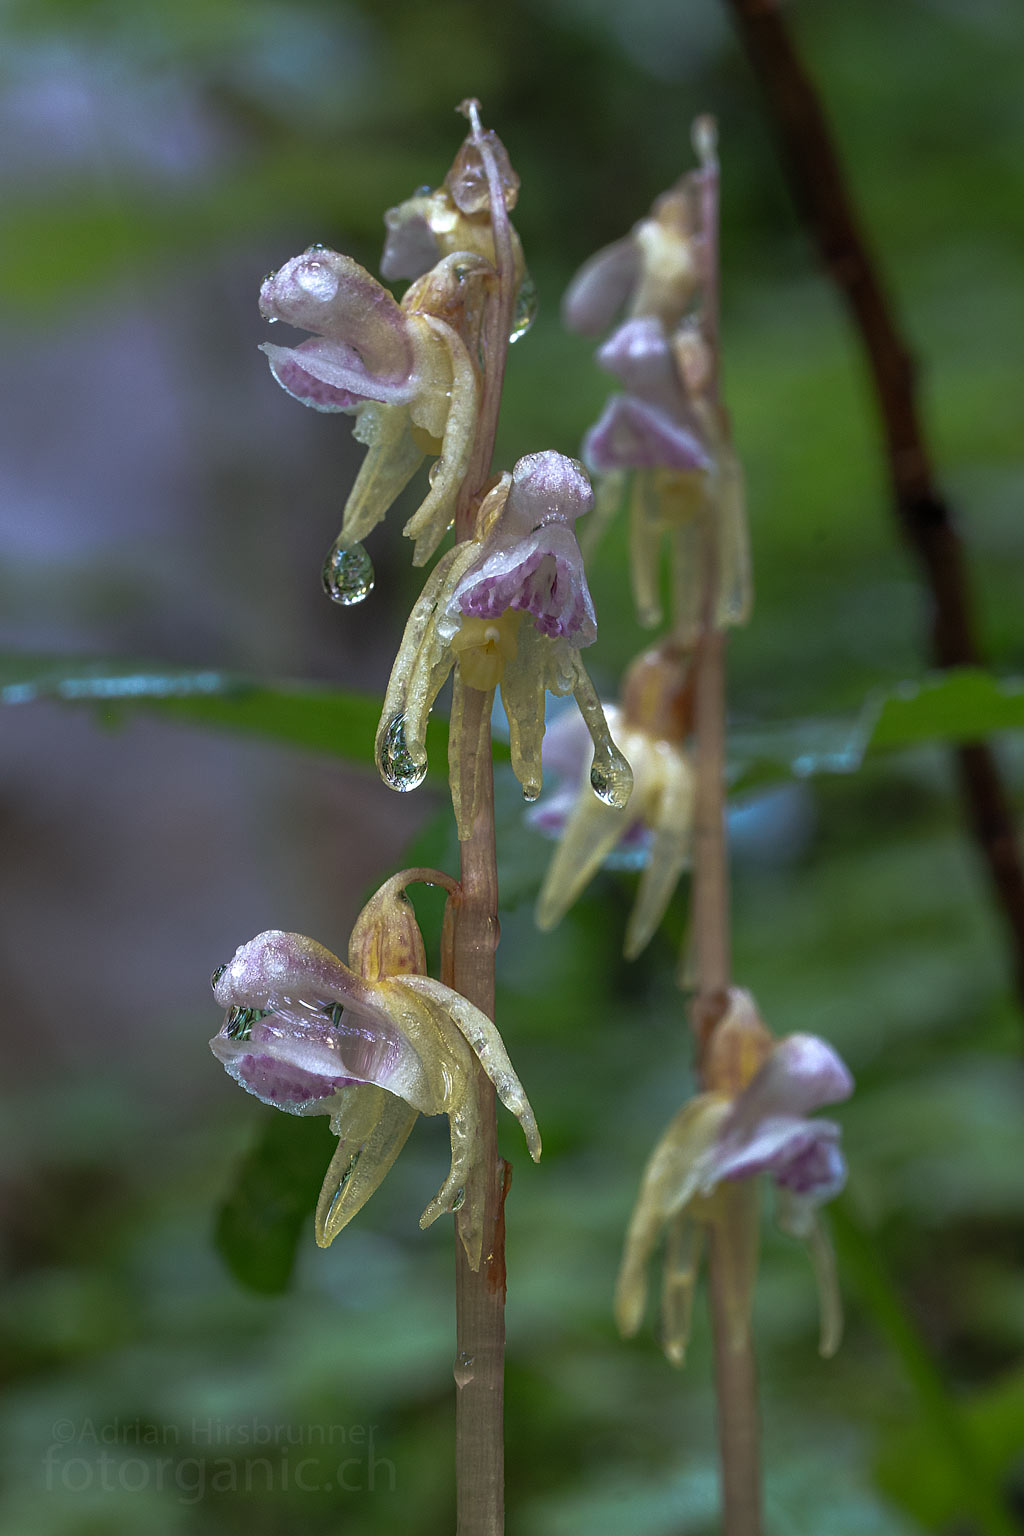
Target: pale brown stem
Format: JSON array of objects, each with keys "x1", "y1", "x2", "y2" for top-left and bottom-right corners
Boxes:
[
  {"x1": 447, "y1": 684, "x2": 506, "y2": 1536},
  {"x1": 446, "y1": 99, "x2": 518, "y2": 1536},
  {"x1": 688, "y1": 132, "x2": 762, "y2": 1535},
  {"x1": 708, "y1": 1233, "x2": 762, "y2": 1536},
  {"x1": 691, "y1": 625, "x2": 730, "y2": 999}
]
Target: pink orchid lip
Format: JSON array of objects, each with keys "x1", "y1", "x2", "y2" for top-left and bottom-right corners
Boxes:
[
  {"x1": 210, "y1": 996, "x2": 433, "y2": 1116},
  {"x1": 453, "y1": 523, "x2": 598, "y2": 646}
]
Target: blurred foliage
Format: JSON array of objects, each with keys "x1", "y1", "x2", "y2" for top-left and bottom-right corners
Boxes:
[{"x1": 2, "y1": 1, "x2": 1024, "y2": 1535}]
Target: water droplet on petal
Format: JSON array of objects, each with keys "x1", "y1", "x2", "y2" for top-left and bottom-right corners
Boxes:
[
  {"x1": 304, "y1": 242, "x2": 328, "y2": 253},
  {"x1": 590, "y1": 744, "x2": 633, "y2": 809},
  {"x1": 379, "y1": 715, "x2": 427, "y2": 792},
  {"x1": 509, "y1": 272, "x2": 537, "y2": 343},
  {"x1": 428, "y1": 459, "x2": 444, "y2": 486},
  {"x1": 211, "y1": 963, "x2": 227, "y2": 987},
  {"x1": 322, "y1": 538, "x2": 375, "y2": 606},
  {"x1": 414, "y1": 184, "x2": 432, "y2": 197},
  {"x1": 453, "y1": 1350, "x2": 475, "y2": 1389},
  {"x1": 450, "y1": 1186, "x2": 466, "y2": 1211}
]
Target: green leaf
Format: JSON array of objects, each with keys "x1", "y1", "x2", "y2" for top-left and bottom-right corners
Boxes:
[
  {"x1": 0, "y1": 655, "x2": 457, "y2": 771},
  {"x1": 731, "y1": 668, "x2": 1024, "y2": 789},
  {"x1": 214, "y1": 1113, "x2": 333, "y2": 1295}
]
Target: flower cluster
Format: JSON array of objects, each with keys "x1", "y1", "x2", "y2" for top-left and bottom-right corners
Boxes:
[
  {"x1": 615, "y1": 988, "x2": 852, "y2": 1364},
  {"x1": 564, "y1": 118, "x2": 751, "y2": 638},
  {"x1": 258, "y1": 104, "x2": 629, "y2": 828},
  {"x1": 210, "y1": 872, "x2": 540, "y2": 1270}
]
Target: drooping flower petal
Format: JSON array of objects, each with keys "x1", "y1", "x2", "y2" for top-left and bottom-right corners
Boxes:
[
  {"x1": 584, "y1": 394, "x2": 710, "y2": 474},
  {"x1": 562, "y1": 236, "x2": 641, "y2": 336},
  {"x1": 315, "y1": 1085, "x2": 419, "y2": 1248}
]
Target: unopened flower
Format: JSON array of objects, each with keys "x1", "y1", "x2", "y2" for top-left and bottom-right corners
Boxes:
[
  {"x1": 382, "y1": 127, "x2": 525, "y2": 285},
  {"x1": 375, "y1": 451, "x2": 633, "y2": 835},
  {"x1": 210, "y1": 871, "x2": 540, "y2": 1269},
  {"x1": 259, "y1": 245, "x2": 487, "y2": 568},
  {"x1": 535, "y1": 646, "x2": 696, "y2": 959},
  {"x1": 616, "y1": 988, "x2": 852, "y2": 1365},
  {"x1": 564, "y1": 120, "x2": 752, "y2": 637}
]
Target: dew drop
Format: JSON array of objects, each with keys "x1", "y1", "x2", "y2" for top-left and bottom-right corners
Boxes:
[
  {"x1": 414, "y1": 184, "x2": 432, "y2": 197},
  {"x1": 521, "y1": 781, "x2": 541, "y2": 804},
  {"x1": 590, "y1": 744, "x2": 633, "y2": 809},
  {"x1": 379, "y1": 715, "x2": 428, "y2": 793},
  {"x1": 509, "y1": 272, "x2": 537, "y2": 343},
  {"x1": 453, "y1": 1350, "x2": 475, "y2": 1389},
  {"x1": 304, "y1": 242, "x2": 328, "y2": 253},
  {"x1": 450, "y1": 1187, "x2": 466, "y2": 1211},
  {"x1": 322, "y1": 538, "x2": 375, "y2": 606},
  {"x1": 211, "y1": 963, "x2": 227, "y2": 987}
]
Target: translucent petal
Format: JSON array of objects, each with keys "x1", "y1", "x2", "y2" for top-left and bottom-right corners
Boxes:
[
  {"x1": 562, "y1": 236, "x2": 640, "y2": 336},
  {"x1": 339, "y1": 403, "x2": 425, "y2": 548},
  {"x1": 624, "y1": 744, "x2": 696, "y2": 960},
  {"x1": 615, "y1": 1095, "x2": 730, "y2": 1338},
  {"x1": 629, "y1": 471, "x2": 664, "y2": 629},
  {"x1": 402, "y1": 314, "x2": 479, "y2": 565},
  {"x1": 535, "y1": 784, "x2": 632, "y2": 933},
  {"x1": 259, "y1": 249, "x2": 412, "y2": 380},
  {"x1": 660, "y1": 1212, "x2": 704, "y2": 1367},
  {"x1": 315, "y1": 1085, "x2": 419, "y2": 1247},
  {"x1": 396, "y1": 973, "x2": 542, "y2": 1163}
]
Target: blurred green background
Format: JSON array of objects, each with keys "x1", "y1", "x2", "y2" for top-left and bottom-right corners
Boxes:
[{"x1": 2, "y1": 0, "x2": 1023, "y2": 1532}]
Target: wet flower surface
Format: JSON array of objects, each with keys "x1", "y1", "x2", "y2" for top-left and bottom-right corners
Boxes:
[
  {"x1": 376, "y1": 451, "x2": 631, "y2": 831},
  {"x1": 210, "y1": 874, "x2": 541, "y2": 1268},
  {"x1": 259, "y1": 246, "x2": 486, "y2": 566},
  {"x1": 616, "y1": 989, "x2": 853, "y2": 1364}
]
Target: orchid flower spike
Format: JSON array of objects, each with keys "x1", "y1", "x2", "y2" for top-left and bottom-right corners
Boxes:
[
  {"x1": 615, "y1": 988, "x2": 853, "y2": 1366},
  {"x1": 535, "y1": 645, "x2": 696, "y2": 959},
  {"x1": 373, "y1": 450, "x2": 633, "y2": 836},
  {"x1": 259, "y1": 245, "x2": 488, "y2": 572},
  {"x1": 210, "y1": 870, "x2": 541, "y2": 1270},
  {"x1": 563, "y1": 120, "x2": 752, "y2": 638}
]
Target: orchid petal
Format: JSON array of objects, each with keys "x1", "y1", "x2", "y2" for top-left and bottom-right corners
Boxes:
[
  {"x1": 396, "y1": 973, "x2": 542, "y2": 1162},
  {"x1": 260, "y1": 249, "x2": 413, "y2": 382},
  {"x1": 584, "y1": 394, "x2": 710, "y2": 473},
  {"x1": 261, "y1": 335, "x2": 417, "y2": 409},
  {"x1": 624, "y1": 744, "x2": 696, "y2": 960},
  {"x1": 615, "y1": 1094, "x2": 730, "y2": 1338},
  {"x1": 315, "y1": 1085, "x2": 419, "y2": 1247},
  {"x1": 339, "y1": 403, "x2": 425, "y2": 548},
  {"x1": 562, "y1": 236, "x2": 641, "y2": 336}
]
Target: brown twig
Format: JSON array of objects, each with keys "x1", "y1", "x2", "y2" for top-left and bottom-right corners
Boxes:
[{"x1": 723, "y1": 0, "x2": 1024, "y2": 1014}]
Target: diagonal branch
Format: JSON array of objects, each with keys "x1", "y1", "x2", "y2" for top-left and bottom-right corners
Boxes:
[{"x1": 723, "y1": 0, "x2": 1024, "y2": 1015}]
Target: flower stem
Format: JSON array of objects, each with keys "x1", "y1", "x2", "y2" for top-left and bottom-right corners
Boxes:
[
  {"x1": 688, "y1": 124, "x2": 762, "y2": 1534},
  {"x1": 445, "y1": 99, "x2": 518, "y2": 1536},
  {"x1": 449, "y1": 685, "x2": 507, "y2": 1535}
]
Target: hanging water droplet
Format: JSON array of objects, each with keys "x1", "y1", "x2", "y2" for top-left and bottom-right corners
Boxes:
[
  {"x1": 590, "y1": 745, "x2": 633, "y2": 809},
  {"x1": 322, "y1": 538, "x2": 375, "y2": 606},
  {"x1": 521, "y1": 781, "x2": 541, "y2": 804},
  {"x1": 509, "y1": 272, "x2": 537, "y2": 343},
  {"x1": 211, "y1": 963, "x2": 227, "y2": 987},
  {"x1": 378, "y1": 715, "x2": 427, "y2": 793},
  {"x1": 453, "y1": 1350, "x2": 475, "y2": 1389}
]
